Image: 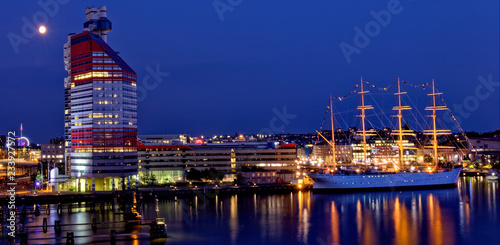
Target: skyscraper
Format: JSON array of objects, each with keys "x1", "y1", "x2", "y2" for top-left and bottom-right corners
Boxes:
[{"x1": 64, "y1": 6, "x2": 138, "y2": 192}]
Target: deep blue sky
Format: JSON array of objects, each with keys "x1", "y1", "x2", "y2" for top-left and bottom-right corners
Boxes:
[{"x1": 1, "y1": 0, "x2": 498, "y2": 143}]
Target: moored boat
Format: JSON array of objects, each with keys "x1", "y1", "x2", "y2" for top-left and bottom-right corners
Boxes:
[
  {"x1": 310, "y1": 166, "x2": 462, "y2": 191},
  {"x1": 308, "y1": 79, "x2": 463, "y2": 191},
  {"x1": 485, "y1": 170, "x2": 499, "y2": 181}
]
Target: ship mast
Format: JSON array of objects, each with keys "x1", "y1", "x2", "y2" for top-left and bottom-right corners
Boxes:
[
  {"x1": 392, "y1": 79, "x2": 413, "y2": 170},
  {"x1": 330, "y1": 96, "x2": 336, "y2": 169},
  {"x1": 357, "y1": 78, "x2": 374, "y2": 168},
  {"x1": 424, "y1": 80, "x2": 451, "y2": 167}
]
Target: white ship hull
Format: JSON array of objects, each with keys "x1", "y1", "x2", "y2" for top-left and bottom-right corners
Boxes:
[{"x1": 309, "y1": 167, "x2": 462, "y2": 191}]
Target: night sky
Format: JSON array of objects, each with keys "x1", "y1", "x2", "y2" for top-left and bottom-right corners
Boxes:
[{"x1": 1, "y1": 0, "x2": 498, "y2": 143}]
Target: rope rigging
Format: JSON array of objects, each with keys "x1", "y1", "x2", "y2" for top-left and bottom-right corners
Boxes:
[{"x1": 315, "y1": 79, "x2": 471, "y2": 156}]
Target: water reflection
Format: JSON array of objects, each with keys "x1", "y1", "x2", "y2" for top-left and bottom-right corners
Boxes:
[
  {"x1": 394, "y1": 197, "x2": 414, "y2": 245},
  {"x1": 230, "y1": 195, "x2": 238, "y2": 244},
  {"x1": 297, "y1": 191, "x2": 310, "y2": 243},
  {"x1": 309, "y1": 177, "x2": 495, "y2": 245},
  {"x1": 14, "y1": 177, "x2": 499, "y2": 245},
  {"x1": 330, "y1": 201, "x2": 340, "y2": 245}
]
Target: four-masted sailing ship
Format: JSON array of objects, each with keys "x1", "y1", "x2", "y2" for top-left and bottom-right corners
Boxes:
[{"x1": 308, "y1": 79, "x2": 463, "y2": 190}]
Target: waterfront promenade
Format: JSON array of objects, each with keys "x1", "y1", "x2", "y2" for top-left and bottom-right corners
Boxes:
[{"x1": 0, "y1": 184, "x2": 297, "y2": 205}]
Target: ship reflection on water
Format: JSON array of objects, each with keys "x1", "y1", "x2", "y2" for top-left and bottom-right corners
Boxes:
[
  {"x1": 145, "y1": 176, "x2": 497, "y2": 245},
  {"x1": 309, "y1": 177, "x2": 497, "y2": 245}
]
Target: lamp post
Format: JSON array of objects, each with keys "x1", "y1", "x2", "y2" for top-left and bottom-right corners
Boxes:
[
  {"x1": 47, "y1": 160, "x2": 50, "y2": 191},
  {"x1": 41, "y1": 160, "x2": 44, "y2": 191},
  {"x1": 47, "y1": 160, "x2": 55, "y2": 192}
]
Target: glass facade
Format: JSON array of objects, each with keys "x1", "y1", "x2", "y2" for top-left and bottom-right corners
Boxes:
[{"x1": 65, "y1": 31, "x2": 137, "y2": 189}]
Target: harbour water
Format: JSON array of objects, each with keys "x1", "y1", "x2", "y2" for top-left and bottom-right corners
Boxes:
[{"x1": 10, "y1": 176, "x2": 499, "y2": 244}]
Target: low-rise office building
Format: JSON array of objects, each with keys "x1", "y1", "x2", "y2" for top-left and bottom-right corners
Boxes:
[
  {"x1": 469, "y1": 138, "x2": 500, "y2": 165},
  {"x1": 313, "y1": 143, "x2": 353, "y2": 165},
  {"x1": 41, "y1": 138, "x2": 66, "y2": 174},
  {"x1": 137, "y1": 142, "x2": 297, "y2": 185},
  {"x1": 238, "y1": 171, "x2": 277, "y2": 185}
]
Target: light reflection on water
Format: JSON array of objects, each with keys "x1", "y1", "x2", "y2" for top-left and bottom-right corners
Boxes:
[
  {"x1": 153, "y1": 176, "x2": 498, "y2": 245},
  {"x1": 12, "y1": 177, "x2": 499, "y2": 244}
]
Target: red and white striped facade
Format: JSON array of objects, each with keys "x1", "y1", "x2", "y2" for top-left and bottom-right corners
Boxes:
[{"x1": 64, "y1": 30, "x2": 138, "y2": 186}]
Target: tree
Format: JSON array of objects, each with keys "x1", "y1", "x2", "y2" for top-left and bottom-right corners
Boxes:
[
  {"x1": 186, "y1": 168, "x2": 202, "y2": 181},
  {"x1": 186, "y1": 168, "x2": 225, "y2": 181},
  {"x1": 139, "y1": 172, "x2": 157, "y2": 186}
]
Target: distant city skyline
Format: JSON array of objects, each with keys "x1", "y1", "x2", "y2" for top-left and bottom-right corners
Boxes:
[{"x1": 1, "y1": 1, "x2": 498, "y2": 143}]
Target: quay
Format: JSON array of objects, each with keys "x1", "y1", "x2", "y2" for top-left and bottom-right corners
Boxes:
[
  {"x1": 0, "y1": 184, "x2": 298, "y2": 205},
  {"x1": 0, "y1": 194, "x2": 169, "y2": 244},
  {"x1": 461, "y1": 168, "x2": 490, "y2": 176}
]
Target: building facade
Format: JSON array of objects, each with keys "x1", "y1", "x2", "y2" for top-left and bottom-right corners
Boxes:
[
  {"x1": 137, "y1": 142, "x2": 297, "y2": 185},
  {"x1": 40, "y1": 137, "x2": 66, "y2": 174},
  {"x1": 139, "y1": 134, "x2": 190, "y2": 146},
  {"x1": 238, "y1": 171, "x2": 277, "y2": 185},
  {"x1": 64, "y1": 6, "x2": 138, "y2": 192},
  {"x1": 469, "y1": 138, "x2": 500, "y2": 166},
  {"x1": 352, "y1": 139, "x2": 417, "y2": 165}
]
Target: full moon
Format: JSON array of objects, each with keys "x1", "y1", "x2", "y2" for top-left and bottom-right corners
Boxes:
[{"x1": 39, "y1": 26, "x2": 47, "y2": 34}]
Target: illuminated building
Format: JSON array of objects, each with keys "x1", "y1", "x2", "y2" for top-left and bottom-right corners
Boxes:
[
  {"x1": 64, "y1": 6, "x2": 137, "y2": 192},
  {"x1": 238, "y1": 171, "x2": 277, "y2": 185},
  {"x1": 139, "y1": 134, "x2": 190, "y2": 146},
  {"x1": 41, "y1": 138, "x2": 66, "y2": 174},
  {"x1": 0, "y1": 135, "x2": 6, "y2": 151},
  {"x1": 352, "y1": 139, "x2": 417, "y2": 165},
  {"x1": 469, "y1": 138, "x2": 500, "y2": 165},
  {"x1": 137, "y1": 142, "x2": 296, "y2": 185},
  {"x1": 313, "y1": 143, "x2": 353, "y2": 164},
  {"x1": 0, "y1": 135, "x2": 39, "y2": 177}
]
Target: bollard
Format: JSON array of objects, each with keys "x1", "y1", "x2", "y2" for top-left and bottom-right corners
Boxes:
[
  {"x1": 113, "y1": 196, "x2": 118, "y2": 213},
  {"x1": 19, "y1": 232, "x2": 29, "y2": 245},
  {"x1": 66, "y1": 232, "x2": 74, "y2": 245},
  {"x1": 46, "y1": 204, "x2": 50, "y2": 214},
  {"x1": 110, "y1": 230, "x2": 117, "y2": 243},
  {"x1": 55, "y1": 220, "x2": 62, "y2": 233},
  {"x1": 155, "y1": 195, "x2": 159, "y2": 219},
  {"x1": 7, "y1": 237, "x2": 15, "y2": 245},
  {"x1": 149, "y1": 220, "x2": 167, "y2": 238},
  {"x1": 57, "y1": 203, "x2": 62, "y2": 214},
  {"x1": 68, "y1": 203, "x2": 73, "y2": 214},
  {"x1": 91, "y1": 218, "x2": 97, "y2": 232},
  {"x1": 18, "y1": 223, "x2": 25, "y2": 233},
  {"x1": 42, "y1": 218, "x2": 48, "y2": 233},
  {"x1": 35, "y1": 204, "x2": 40, "y2": 216}
]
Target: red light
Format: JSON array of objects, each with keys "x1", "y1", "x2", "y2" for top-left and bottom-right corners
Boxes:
[{"x1": 194, "y1": 139, "x2": 204, "y2": 144}]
